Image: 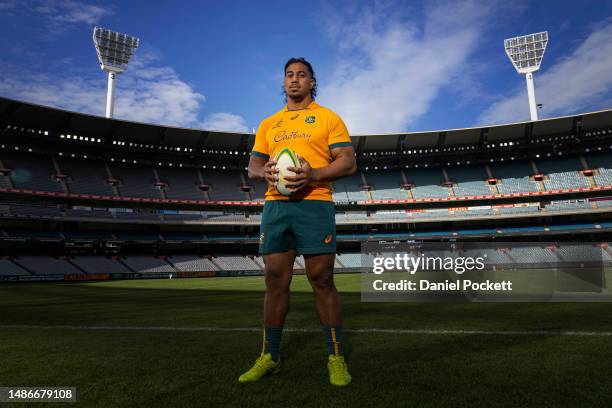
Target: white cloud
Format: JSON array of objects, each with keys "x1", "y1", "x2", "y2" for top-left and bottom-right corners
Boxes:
[
  {"x1": 33, "y1": 0, "x2": 112, "y2": 25},
  {"x1": 0, "y1": 50, "x2": 206, "y2": 128},
  {"x1": 0, "y1": 49, "x2": 251, "y2": 131},
  {"x1": 0, "y1": 0, "x2": 18, "y2": 11},
  {"x1": 479, "y1": 21, "x2": 612, "y2": 125},
  {"x1": 318, "y1": 1, "x2": 494, "y2": 134},
  {"x1": 201, "y1": 112, "x2": 249, "y2": 132}
]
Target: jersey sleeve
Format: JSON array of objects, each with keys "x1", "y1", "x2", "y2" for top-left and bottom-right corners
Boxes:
[
  {"x1": 328, "y1": 115, "x2": 352, "y2": 150},
  {"x1": 251, "y1": 118, "x2": 270, "y2": 160}
]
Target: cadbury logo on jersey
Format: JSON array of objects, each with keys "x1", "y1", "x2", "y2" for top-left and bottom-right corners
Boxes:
[{"x1": 273, "y1": 130, "x2": 312, "y2": 143}]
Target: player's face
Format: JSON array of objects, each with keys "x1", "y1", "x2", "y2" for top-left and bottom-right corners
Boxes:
[{"x1": 284, "y1": 62, "x2": 314, "y2": 100}]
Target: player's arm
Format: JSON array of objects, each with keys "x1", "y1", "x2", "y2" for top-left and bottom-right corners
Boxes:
[
  {"x1": 285, "y1": 146, "x2": 356, "y2": 191},
  {"x1": 248, "y1": 118, "x2": 277, "y2": 185},
  {"x1": 248, "y1": 155, "x2": 278, "y2": 186}
]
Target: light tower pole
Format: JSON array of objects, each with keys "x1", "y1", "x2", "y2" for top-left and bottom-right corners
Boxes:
[
  {"x1": 504, "y1": 31, "x2": 548, "y2": 121},
  {"x1": 93, "y1": 27, "x2": 139, "y2": 118}
]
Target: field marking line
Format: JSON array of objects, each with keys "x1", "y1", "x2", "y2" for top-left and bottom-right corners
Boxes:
[{"x1": 1, "y1": 325, "x2": 612, "y2": 336}]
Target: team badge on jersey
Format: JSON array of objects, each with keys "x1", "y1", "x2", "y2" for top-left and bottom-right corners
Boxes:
[{"x1": 305, "y1": 116, "x2": 316, "y2": 124}]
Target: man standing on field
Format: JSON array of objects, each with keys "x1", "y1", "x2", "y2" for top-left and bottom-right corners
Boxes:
[{"x1": 239, "y1": 57, "x2": 356, "y2": 386}]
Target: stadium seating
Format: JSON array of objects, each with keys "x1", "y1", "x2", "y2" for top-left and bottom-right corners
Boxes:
[
  {"x1": 64, "y1": 207, "x2": 113, "y2": 219},
  {"x1": 410, "y1": 210, "x2": 449, "y2": 218},
  {"x1": 2, "y1": 150, "x2": 610, "y2": 201},
  {"x1": 156, "y1": 167, "x2": 205, "y2": 200},
  {"x1": 161, "y1": 212, "x2": 204, "y2": 221},
  {"x1": 171, "y1": 256, "x2": 219, "y2": 271},
  {"x1": 595, "y1": 200, "x2": 612, "y2": 208},
  {"x1": 249, "y1": 178, "x2": 269, "y2": 201},
  {"x1": 336, "y1": 253, "x2": 362, "y2": 268},
  {"x1": 6, "y1": 202, "x2": 62, "y2": 218},
  {"x1": 16, "y1": 256, "x2": 83, "y2": 275},
  {"x1": 594, "y1": 168, "x2": 612, "y2": 187},
  {"x1": 537, "y1": 157, "x2": 590, "y2": 189},
  {"x1": 450, "y1": 166, "x2": 493, "y2": 196},
  {"x1": 60, "y1": 158, "x2": 116, "y2": 196},
  {"x1": 497, "y1": 177, "x2": 541, "y2": 194},
  {"x1": 490, "y1": 160, "x2": 541, "y2": 193},
  {"x1": 161, "y1": 232, "x2": 206, "y2": 241},
  {"x1": 364, "y1": 170, "x2": 409, "y2": 200},
  {"x1": 201, "y1": 170, "x2": 247, "y2": 201},
  {"x1": 72, "y1": 256, "x2": 131, "y2": 274},
  {"x1": 497, "y1": 206, "x2": 539, "y2": 214},
  {"x1": 1, "y1": 152, "x2": 64, "y2": 192},
  {"x1": 333, "y1": 172, "x2": 368, "y2": 202},
  {"x1": 404, "y1": 167, "x2": 449, "y2": 198},
  {"x1": 123, "y1": 256, "x2": 175, "y2": 273},
  {"x1": 370, "y1": 211, "x2": 408, "y2": 220},
  {"x1": 543, "y1": 171, "x2": 591, "y2": 190},
  {"x1": 453, "y1": 208, "x2": 495, "y2": 217},
  {"x1": 63, "y1": 231, "x2": 114, "y2": 240},
  {"x1": 0, "y1": 172, "x2": 11, "y2": 189},
  {"x1": 109, "y1": 163, "x2": 162, "y2": 198},
  {"x1": 0, "y1": 259, "x2": 31, "y2": 275},
  {"x1": 546, "y1": 201, "x2": 592, "y2": 211},
  {"x1": 214, "y1": 256, "x2": 260, "y2": 271}
]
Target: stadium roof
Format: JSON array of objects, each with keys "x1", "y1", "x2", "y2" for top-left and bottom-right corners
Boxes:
[{"x1": 1, "y1": 96, "x2": 611, "y2": 152}]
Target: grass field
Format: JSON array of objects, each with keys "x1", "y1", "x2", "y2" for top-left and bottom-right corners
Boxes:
[{"x1": 2, "y1": 273, "x2": 612, "y2": 407}]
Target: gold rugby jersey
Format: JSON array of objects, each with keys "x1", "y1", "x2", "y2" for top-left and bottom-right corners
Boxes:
[{"x1": 251, "y1": 101, "x2": 352, "y2": 201}]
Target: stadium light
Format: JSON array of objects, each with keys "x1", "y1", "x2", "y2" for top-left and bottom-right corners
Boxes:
[
  {"x1": 504, "y1": 31, "x2": 548, "y2": 121},
  {"x1": 92, "y1": 27, "x2": 140, "y2": 118}
]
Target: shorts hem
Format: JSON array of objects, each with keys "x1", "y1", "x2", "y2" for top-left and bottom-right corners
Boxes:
[
  {"x1": 298, "y1": 246, "x2": 337, "y2": 255},
  {"x1": 259, "y1": 246, "x2": 296, "y2": 255}
]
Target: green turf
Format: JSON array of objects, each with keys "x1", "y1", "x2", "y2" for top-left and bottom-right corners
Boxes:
[{"x1": 2, "y1": 274, "x2": 612, "y2": 407}]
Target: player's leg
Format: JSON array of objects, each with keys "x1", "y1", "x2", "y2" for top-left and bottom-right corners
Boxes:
[
  {"x1": 295, "y1": 200, "x2": 351, "y2": 386},
  {"x1": 239, "y1": 201, "x2": 296, "y2": 383},
  {"x1": 303, "y1": 253, "x2": 341, "y2": 326},
  {"x1": 304, "y1": 253, "x2": 351, "y2": 386},
  {"x1": 262, "y1": 250, "x2": 296, "y2": 358}
]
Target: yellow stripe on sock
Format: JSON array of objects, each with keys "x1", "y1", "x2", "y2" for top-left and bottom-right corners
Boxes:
[
  {"x1": 331, "y1": 327, "x2": 339, "y2": 356},
  {"x1": 262, "y1": 329, "x2": 266, "y2": 354}
]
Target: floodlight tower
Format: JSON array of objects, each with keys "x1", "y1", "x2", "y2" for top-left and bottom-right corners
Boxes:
[
  {"x1": 504, "y1": 31, "x2": 548, "y2": 121},
  {"x1": 92, "y1": 27, "x2": 139, "y2": 118}
]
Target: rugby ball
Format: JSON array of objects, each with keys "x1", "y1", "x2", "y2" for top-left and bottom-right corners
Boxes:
[{"x1": 274, "y1": 148, "x2": 302, "y2": 196}]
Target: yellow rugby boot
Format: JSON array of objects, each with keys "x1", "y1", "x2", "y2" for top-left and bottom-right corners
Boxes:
[
  {"x1": 238, "y1": 353, "x2": 280, "y2": 383},
  {"x1": 327, "y1": 355, "x2": 352, "y2": 387}
]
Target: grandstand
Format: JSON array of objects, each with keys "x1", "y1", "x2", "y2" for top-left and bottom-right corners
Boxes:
[{"x1": 0, "y1": 96, "x2": 611, "y2": 281}]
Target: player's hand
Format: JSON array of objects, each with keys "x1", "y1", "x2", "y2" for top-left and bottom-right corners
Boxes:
[
  {"x1": 285, "y1": 155, "x2": 317, "y2": 192},
  {"x1": 263, "y1": 160, "x2": 278, "y2": 186}
]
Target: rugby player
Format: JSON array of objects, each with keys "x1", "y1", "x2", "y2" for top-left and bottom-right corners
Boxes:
[{"x1": 239, "y1": 57, "x2": 356, "y2": 386}]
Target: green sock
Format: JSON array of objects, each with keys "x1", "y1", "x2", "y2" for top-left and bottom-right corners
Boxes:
[{"x1": 322, "y1": 325, "x2": 344, "y2": 357}]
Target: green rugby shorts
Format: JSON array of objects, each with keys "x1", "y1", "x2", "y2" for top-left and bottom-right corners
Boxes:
[{"x1": 259, "y1": 200, "x2": 336, "y2": 255}]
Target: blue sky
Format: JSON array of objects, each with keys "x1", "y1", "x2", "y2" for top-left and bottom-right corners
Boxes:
[{"x1": 1, "y1": 0, "x2": 612, "y2": 134}]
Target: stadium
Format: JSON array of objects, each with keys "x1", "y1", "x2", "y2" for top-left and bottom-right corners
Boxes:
[
  {"x1": 1, "y1": 92, "x2": 612, "y2": 405},
  {"x1": 2, "y1": 10, "x2": 612, "y2": 407}
]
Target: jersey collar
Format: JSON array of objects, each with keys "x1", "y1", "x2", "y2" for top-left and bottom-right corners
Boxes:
[{"x1": 284, "y1": 101, "x2": 318, "y2": 112}]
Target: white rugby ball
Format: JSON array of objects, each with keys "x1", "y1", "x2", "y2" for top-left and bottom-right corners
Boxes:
[{"x1": 274, "y1": 148, "x2": 302, "y2": 196}]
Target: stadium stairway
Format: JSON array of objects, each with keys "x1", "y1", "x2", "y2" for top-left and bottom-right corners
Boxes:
[
  {"x1": 164, "y1": 257, "x2": 182, "y2": 273},
  {"x1": 66, "y1": 258, "x2": 88, "y2": 274},
  {"x1": 5, "y1": 258, "x2": 34, "y2": 275},
  {"x1": 117, "y1": 257, "x2": 135, "y2": 273}
]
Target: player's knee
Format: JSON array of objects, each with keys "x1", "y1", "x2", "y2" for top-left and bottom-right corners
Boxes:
[
  {"x1": 265, "y1": 267, "x2": 291, "y2": 291},
  {"x1": 308, "y1": 270, "x2": 334, "y2": 292}
]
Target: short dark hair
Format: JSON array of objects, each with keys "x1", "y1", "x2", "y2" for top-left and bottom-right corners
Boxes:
[{"x1": 283, "y1": 57, "x2": 317, "y2": 100}]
